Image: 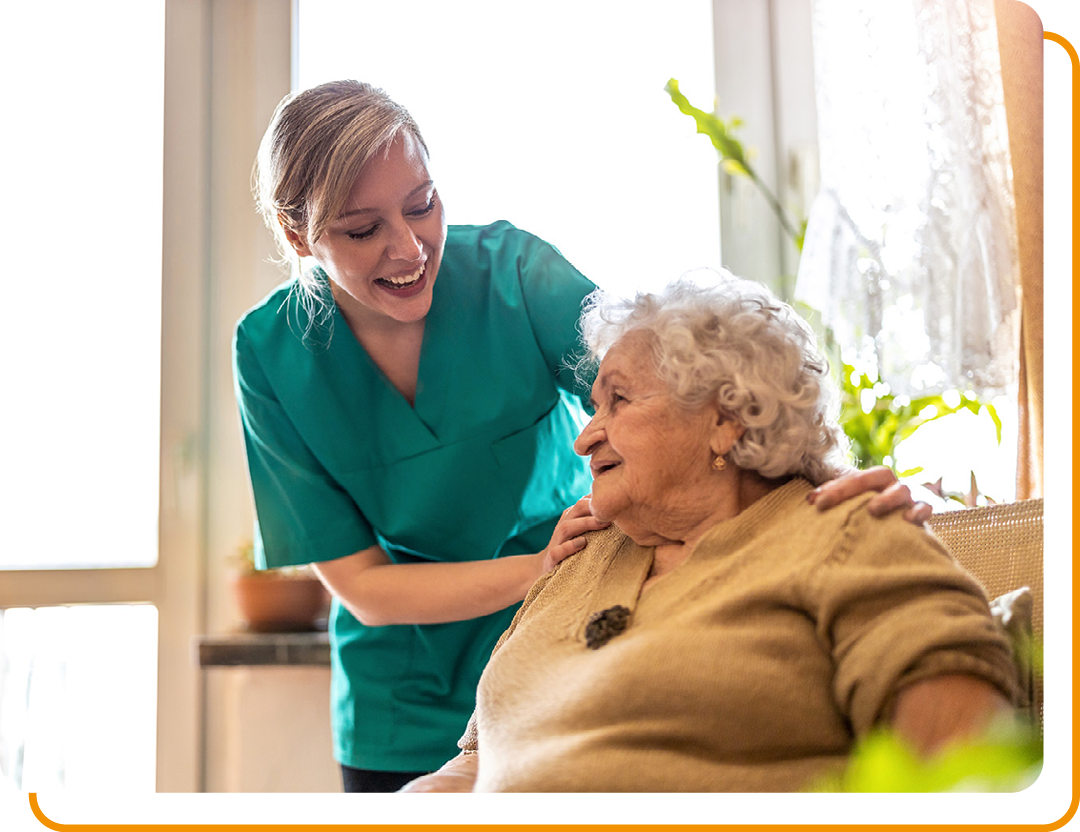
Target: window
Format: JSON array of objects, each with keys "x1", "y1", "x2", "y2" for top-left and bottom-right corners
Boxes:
[
  {"x1": 1, "y1": 4, "x2": 163, "y2": 571},
  {"x1": 0, "y1": 606, "x2": 157, "y2": 791},
  {"x1": 0, "y1": 0, "x2": 166, "y2": 790},
  {"x1": 796, "y1": 0, "x2": 1022, "y2": 505}
]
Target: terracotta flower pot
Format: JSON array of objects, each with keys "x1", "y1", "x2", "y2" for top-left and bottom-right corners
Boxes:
[{"x1": 230, "y1": 570, "x2": 331, "y2": 633}]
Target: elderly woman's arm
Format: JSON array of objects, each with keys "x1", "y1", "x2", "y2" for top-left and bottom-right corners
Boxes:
[
  {"x1": 398, "y1": 752, "x2": 479, "y2": 793},
  {"x1": 888, "y1": 674, "x2": 1012, "y2": 756},
  {"x1": 808, "y1": 465, "x2": 933, "y2": 524}
]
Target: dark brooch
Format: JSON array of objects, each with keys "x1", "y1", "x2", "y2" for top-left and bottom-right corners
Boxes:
[{"x1": 584, "y1": 605, "x2": 632, "y2": 649}]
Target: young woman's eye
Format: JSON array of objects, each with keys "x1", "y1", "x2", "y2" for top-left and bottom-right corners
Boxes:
[
  {"x1": 346, "y1": 225, "x2": 378, "y2": 241},
  {"x1": 408, "y1": 194, "x2": 437, "y2": 217}
]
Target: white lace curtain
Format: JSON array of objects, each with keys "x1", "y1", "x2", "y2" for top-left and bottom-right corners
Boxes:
[{"x1": 796, "y1": 0, "x2": 1021, "y2": 396}]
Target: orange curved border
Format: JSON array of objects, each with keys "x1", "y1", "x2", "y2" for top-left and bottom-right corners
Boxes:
[
  {"x1": 1045, "y1": 25, "x2": 1080, "y2": 829},
  {"x1": 27, "y1": 795, "x2": 60, "y2": 825}
]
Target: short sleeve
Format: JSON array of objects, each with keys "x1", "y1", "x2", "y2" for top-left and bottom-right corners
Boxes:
[
  {"x1": 807, "y1": 510, "x2": 1020, "y2": 736},
  {"x1": 233, "y1": 321, "x2": 377, "y2": 568},
  {"x1": 517, "y1": 236, "x2": 597, "y2": 411}
]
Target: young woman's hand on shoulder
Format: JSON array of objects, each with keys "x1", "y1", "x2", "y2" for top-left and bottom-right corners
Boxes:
[{"x1": 536, "y1": 495, "x2": 610, "y2": 574}]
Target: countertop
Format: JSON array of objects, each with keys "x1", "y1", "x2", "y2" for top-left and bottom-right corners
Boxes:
[{"x1": 195, "y1": 630, "x2": 330, "y2": 667}]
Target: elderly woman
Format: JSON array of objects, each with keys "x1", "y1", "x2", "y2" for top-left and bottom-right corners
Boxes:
[{"x1": 402, "y1": 273, "x2": 1019, "y2": 793}]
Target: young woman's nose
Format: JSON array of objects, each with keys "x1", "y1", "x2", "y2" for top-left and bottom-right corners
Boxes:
[{"x1": 387, "y1": 221, "x2": 423, "y2": 260}]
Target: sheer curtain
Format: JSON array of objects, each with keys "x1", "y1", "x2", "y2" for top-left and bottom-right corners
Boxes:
[{"x1": 796, "y1": 0, "x2": 1021, "y2": 398}]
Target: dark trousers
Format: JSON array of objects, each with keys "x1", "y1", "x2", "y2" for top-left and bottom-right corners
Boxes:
[{"x1": 340, "y1": 765, "x2": 431, "y2": 793}]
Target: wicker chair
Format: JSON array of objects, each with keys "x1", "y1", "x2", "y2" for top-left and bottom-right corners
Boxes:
[{"x1": 927, "y1": 498, "x2": 1043, "y2": 726}]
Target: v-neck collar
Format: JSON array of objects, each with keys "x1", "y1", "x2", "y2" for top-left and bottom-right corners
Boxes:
[
  {"x1": 320, "y1": 267, "x2": 444, "y2": 440},
  {"x1": 585, "y1": 480, "x2": 811, "y2": 624}
]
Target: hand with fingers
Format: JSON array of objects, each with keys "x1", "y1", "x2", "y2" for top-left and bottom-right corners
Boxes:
[
  {"x1": 537, "y1": 495, "x2": 610, "y2": 574},
  {"x1": 806, "y1": 465, "x2": 933, "y2": 525}
]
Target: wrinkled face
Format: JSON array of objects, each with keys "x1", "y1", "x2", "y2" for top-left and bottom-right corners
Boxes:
[
  {"x1": 573, "y1": 332, "x2": 720, "y2": 540},
  {"x1": 288, "y1": 132, "x2": 447, "y2": 328}
]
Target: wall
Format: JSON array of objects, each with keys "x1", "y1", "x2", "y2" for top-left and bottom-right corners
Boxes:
[{"x1": 212, "y1": 667, "x2": 338, "y2": 792}]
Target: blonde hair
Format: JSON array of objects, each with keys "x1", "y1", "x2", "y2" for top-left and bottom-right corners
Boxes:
[
  {"x1": 578, "y1": 272, "x2": 851, "y2": 485},
  {"x1": 253, "y1": 79, "x2": 428, "y2": 277}
]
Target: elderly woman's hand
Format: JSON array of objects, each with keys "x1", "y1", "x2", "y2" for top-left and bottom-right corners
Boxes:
[
  {"x1": 888, "y1": 674, "x2": 1012, "y2": 757},
  {"x1": 807, "y1": 466, "x2": 933, "y2": 524},
  {"x1": 398, "y1": 752, "x2": 478, "y2": 793}
]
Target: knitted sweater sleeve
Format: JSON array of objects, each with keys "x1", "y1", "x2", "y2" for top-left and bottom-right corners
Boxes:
[{"x1": 806, "y1": 508, "x2": 1020, "y2": 736}]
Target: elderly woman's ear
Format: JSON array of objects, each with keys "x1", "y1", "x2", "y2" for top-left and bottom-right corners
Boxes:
[{"x1": 708, "y1": 411, "x2": 746, "y2": 461}]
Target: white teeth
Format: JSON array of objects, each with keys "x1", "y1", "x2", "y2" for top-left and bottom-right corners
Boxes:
[{"x1": 385, "y1": 265, "x2": 425, "y2": 286}]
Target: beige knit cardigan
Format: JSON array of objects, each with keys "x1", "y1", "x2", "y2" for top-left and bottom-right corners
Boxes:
[{"x1": 459, "y1": 478, "x2": 1019, "y2": 792}]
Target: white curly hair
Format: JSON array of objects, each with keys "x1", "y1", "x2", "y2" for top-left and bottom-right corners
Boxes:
[{"x1": 577, "y1": 271, "x2": 851, "y2": 485}]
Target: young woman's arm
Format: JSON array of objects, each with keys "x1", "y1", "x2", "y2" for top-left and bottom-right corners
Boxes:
[{"x1": 312, "y1": 497, "x2": 605, "y2": 626}]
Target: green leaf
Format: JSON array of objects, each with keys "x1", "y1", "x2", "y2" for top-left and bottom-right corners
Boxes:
[
  {"x1": 987, "y1": 402, "x2": 1003, "y2": 442},
  {"x1": 720, "y1": 158, "x2": 751, "y2": 177},
  {"x1": 832, "y1": 357, "x2": 1002, "y2": 481},
  {"x1": 664, "y1": 78, "x2": 750, "y2": 169},
  {"x1": 794, "y1": 218, "x2": 808, "y2": 252},
  {"x1": 809, "y1": 722, "x2": 1043, "y2": 792}
]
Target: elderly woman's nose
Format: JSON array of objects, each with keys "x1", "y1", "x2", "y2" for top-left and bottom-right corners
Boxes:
[{"x1": 574, "y1": 417, "x2": 602, "y2": 456}]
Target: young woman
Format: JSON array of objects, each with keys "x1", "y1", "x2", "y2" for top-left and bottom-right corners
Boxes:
[{"x1": 234, "y1": 80, "x2": 929, "y2": 792}]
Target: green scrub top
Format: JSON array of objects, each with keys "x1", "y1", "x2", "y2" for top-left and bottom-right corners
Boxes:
[{"x1": 233, "y1": 221, "x2": 596, "y2": 771}]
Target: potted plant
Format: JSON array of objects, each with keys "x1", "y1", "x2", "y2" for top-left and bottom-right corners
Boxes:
[{"x1": 229, "y1": 542, "x2": 330, "y2": 633}]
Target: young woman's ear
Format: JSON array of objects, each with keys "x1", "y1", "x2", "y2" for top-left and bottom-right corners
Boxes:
[{"x1": 279, "y1": 215, "x2": 313, "y2": 258}]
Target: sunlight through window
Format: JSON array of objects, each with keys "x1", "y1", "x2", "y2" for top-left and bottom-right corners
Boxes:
[{"x1": 0, "y1": 1, "x2": 164, "y2": 570}]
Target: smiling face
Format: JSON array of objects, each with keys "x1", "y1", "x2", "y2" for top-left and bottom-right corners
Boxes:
[
  {"x1": 573, "y1": 331, "x2": 732, "y2": 543},
  {"x1": 285, "y1": 132, "x2": 447, "y2": 330}
]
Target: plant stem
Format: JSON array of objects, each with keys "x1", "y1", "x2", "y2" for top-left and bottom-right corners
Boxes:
[{"x1": 745, "y1": 168, "x2": 802, "y2": 246}]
